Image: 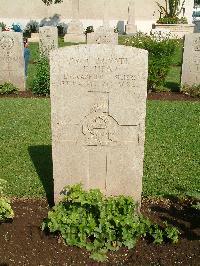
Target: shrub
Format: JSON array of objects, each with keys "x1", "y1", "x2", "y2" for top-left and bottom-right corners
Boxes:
[
  {"x1": 182, "y1": 84, "x2": 200, "y2": 98},
  {"x1": 42, "y1": 184, "x2": 180, "y2": 262},
  {"x1": 0, "y1": 21, "x2": 6, "y2": 31},
  {"x1": 157, "y1": 16, "x2": 188, "y2": 24},
  {"x1": 120, "y1": 33, "x2": 178, "y2": 91},
  {"x1": 24, "y1": 20, "x2": 39, "y2": 34},
  {"x1": 0, "y1": 179, "x2": 14, "y2": 222},
  {"x1": 85, "y1": 26, "x2": 94, "y2": 35},
  {"x1": 32, "y1": 56, "x2": 50, "y2": 95},
  {"x1": 57, "y1": 22, "x2": 67, "y2": 36},
  {"x1": 11, "y1": 23, "x2": 22, "y2": 32},
  {"x1": 0, "y1": 82, "x2": 18, "y2": 95}
]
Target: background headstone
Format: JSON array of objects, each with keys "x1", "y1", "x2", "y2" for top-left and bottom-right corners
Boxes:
[
  {"x1": 125, "y1": 0, "x2": 137, "y2": 34},
  {"x1": 64, "y1": 0, "x2": 85, "y2": 43},
  {"x1": 0, "y1": 32, "x2": 25, "y2": 91},
  {"x1": 50, "y1": 44, "x2": 148, "y2": 204},
  {"x1": 39, "y1": 26, "x2": 58, "y2": 58},
  {"x1": 87, "y1": 26, "x2": 118, "y2": 44},
  {"x1": 181, "y1": 33, "x2": 200, "y2": 86}
]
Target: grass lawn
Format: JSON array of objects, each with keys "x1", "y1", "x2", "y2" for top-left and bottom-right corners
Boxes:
[{"x1": 0, "y1": 99, "x2": 199, "y2": 200}]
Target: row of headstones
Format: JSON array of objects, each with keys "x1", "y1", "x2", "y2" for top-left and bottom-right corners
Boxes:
[
  {"x1": 0, "y1": 30, "x2": 199, "y2": 204},
  {"x1": 0, "y1": 29, "x2": 199, "y2": 91}
]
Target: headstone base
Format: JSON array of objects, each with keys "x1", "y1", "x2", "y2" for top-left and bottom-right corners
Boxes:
[
  {"x1": 64, "y1": 33, "x2": 86, "y2": 43},
  {"x1": 125, "y1": 24, "x2": 137, "y2": 35}
]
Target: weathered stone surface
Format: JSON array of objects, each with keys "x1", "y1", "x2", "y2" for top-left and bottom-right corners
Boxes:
[
  {"x1": 125, "y1": 0, "x2": 137, "y2": 34},
  {"x1": 39, "y1": 26, "x2": 58, "y2": 58},
  {"x1": 153, "y1": 24, "x2": 195, "y2": 39},
  {"x1": 87, "y1": 26, "x2": 118, "y2": 44},
  {"x1": 64, "y1": 20, "x2": 85, "y2": 43},
  {"x1": 181, "y1": 33, "x2": 200, "y2": 86},
  {"x1": 0, "y1": 27, "x2": 2, "y2": 32},
  {"x1": 29, "y1": 33, "x2": 39, "y2": 43},
  {"x1": 64, "y1": 0, "x2": 85, "y2": 43},
  {"x1": 50, "y1": 44, "x2": 148, "y2": 204},
  {"x1": 0, "y1": 32, "x2": 25, "y2": 90}
]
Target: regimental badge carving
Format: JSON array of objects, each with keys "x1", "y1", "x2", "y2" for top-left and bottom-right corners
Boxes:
[
  {"x1": 0, "y1": 36, "x2": 14, "y2": 50},
  {"x1": 194, "y1": 37, "x2": 200, "y2": 51},
  {"x1": 82, "y1": 107, "x2": 118, "y2": 146}
]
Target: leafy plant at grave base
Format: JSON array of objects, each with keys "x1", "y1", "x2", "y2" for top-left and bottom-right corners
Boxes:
[
  {"x1": 156, "y1": 0, "x2": 188, "y2": 24},
  {"x1": 185, "y1": 191, "x2": 200, "y2": 210},
  {"x1": 182, "y1": 84, "x2": 200, "y2": 98},
  {"x1": 0, "y1": 21, "x2": 6, "y2": 31},
  {"x1": 0, "y1": 179, "x2": 14, "y2": 222},
  {"x1": 42, "y1": 184, "x2": 180, "y2": 262},
  {"x1": 32, "y1": 56, "x2": 50, "y2": 95},
  {"x1": 0, "y1": 82, "x2": 18, "y2": 95},
  {"x1": 121, "y1": 32, "x2": 178, "y2": 91}
]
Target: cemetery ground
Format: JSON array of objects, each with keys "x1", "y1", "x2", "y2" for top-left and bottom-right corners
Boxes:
[{"x1": 0, "y1": 38, "x2": 200, "y2": 265}]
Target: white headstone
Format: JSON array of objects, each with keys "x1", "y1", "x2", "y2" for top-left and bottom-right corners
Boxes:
[
  {"x1": 50, "y1": 44, "x2": 148, "y2": 204},
  {"x1": 87, "y1": 26, "x2": 118, "y2": 44},
  {"x1": 125, "y1": 0, "x2": 137, "y2": 35},
  {"x1": 64, "y1": 0, "x2": 85, "y2": 43},
  {"x1": 181, "y1": 33, "x2": 200, "y2": 86},
  {"x1": 39, "y1": 26, "x2": 58, "y2": 58},
  {"x1": 0, "y1": 32, "x2": 25, "y2": 91}
]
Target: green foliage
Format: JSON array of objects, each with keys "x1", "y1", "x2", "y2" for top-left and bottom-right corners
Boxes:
[
  {"x1": 42, "y1": 184, "x2": 180, "y2": 262},
  {"x1": 156, "y1": 0, "x2": 188, "y2": 24},
  {"x1": 157, "y1": 16, "x2": 188, "y2": 24},
  {"x1": 182, "y1": 84, "x2": 200, "y2": 98},
  {"x1": 0, "y1": 179, "x2": 14, "y2": 222},
  {"x1": 157, "y1": 0, "x2": 185, "y2": 18},
  {"x1": 164, "y1": 222, "x2": 180, "y2": 243},
  {"x1": 32, "y1": 56, "x2": 50, "y2": 95},
  {"x1": 0, "y1": 21, "x2": 6, "y2": 31},
  {"x1": 42, "y1": 0, "x2": 63, "y2": 5},
  {"x1": 0, "y1": 82, "x2": 18, "y2": 95},
  {"x1": 85, "y1": 26, "x2": 94, "y2": 35},
  {"x1": 120, "y1": 33, "x2": 178, "y2": 90},
  {"x1": 25, "y1": 20, "x2": 39, "y2": 34}
]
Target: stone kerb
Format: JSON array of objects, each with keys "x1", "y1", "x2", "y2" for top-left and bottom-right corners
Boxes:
[
  {"x1": 0, "y1": 31, "x2": 25, "y2": 91},
  {"x1": 39, "y1": 26, "x2": 58, "y2": 58},
  {"x1": 181, "y1": 33, "x2": 200, "y2": 87},
  {"x1": 50, "y1": 44, "x2": 148, "y2": 204}
]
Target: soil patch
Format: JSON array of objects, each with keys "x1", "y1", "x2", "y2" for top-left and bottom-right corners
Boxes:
[
  {"x1": 0, "y1": 198, "x2": 199, "y2": 266},
  {"x1": 0, "y1": 91, "x2": 199, "y2": 101}
]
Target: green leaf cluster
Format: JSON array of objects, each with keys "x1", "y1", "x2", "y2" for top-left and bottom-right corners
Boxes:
[
  {"x1": 42, "y1": 184, "x2": 180, "y2": 262},
  {"x1": 0, "y1": 82, "x2": 18, "y2": 95},
  {"x1": 157, "y1": 0, "x2": 185, "y2": 19},
  {"x1": 0, "y1": 179, "x2": 14, "y2": 222},
  {"x1": 182, "y1": 84, "x2": 200, "y2": 98},
  {"x1": 120, "y1": 32, "x2": 178, "y2": 91},
  {"x1": 32, "y1": 56, "x2": 50, "y2": 95}
]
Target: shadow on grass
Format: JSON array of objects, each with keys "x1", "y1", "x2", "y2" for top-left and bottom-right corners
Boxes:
[
  {"x1": 28, "y1": 145, "x2": 54, "y2": 206},
  {"x1": 164, "y1": 81, "x2": 180, "y2": 92}
]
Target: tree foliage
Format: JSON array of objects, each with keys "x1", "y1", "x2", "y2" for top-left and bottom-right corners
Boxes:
[
  {"x1": 42, "y1": 0, "x2": 63, "y2": 5},
  {"x1": 157, "y1": 0, "x2": 185, "y2": 18}
]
